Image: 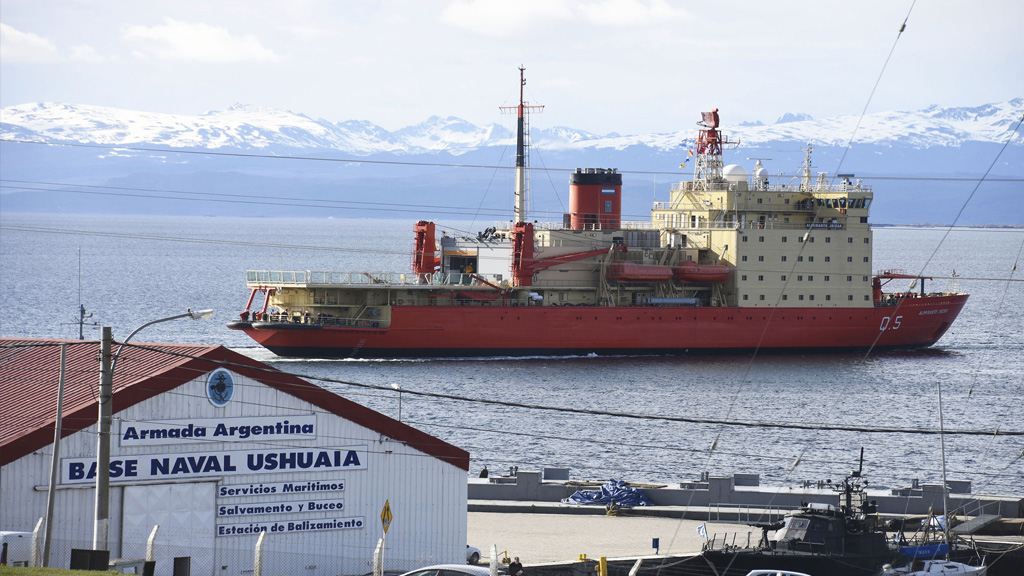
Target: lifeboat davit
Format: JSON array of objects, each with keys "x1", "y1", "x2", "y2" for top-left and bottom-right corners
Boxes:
[
  {"x1": 607, "y1": 262, "x2": 673, "y2": 283},
  {"x1": 673, "y1": 261, "x2": 729, "y2": 283}
]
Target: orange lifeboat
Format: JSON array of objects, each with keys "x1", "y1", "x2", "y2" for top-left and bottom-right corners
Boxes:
[
  {"x1": 606, "y1": 262, "x2": 673, "y2": 283},
  {"x1": 672, "y1": 261, "x2": 729, "y2": 283}
]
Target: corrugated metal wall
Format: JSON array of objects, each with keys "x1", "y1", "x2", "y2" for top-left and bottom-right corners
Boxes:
[{"x1": 0, "y1": 369, "x2": 467, "y2": 576}]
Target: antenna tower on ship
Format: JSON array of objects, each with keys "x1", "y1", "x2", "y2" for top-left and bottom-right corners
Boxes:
[
  {"x1": 693, "y1": 109, "x2": 736, "y2": 191},
  {"x1": 800, "y1": 144, "x2": 814, "y2": 192},
  {"x1": 500, "y1": 66, "x2": 544, "y2": 223}
]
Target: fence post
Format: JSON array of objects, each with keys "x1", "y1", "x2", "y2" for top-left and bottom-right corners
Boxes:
[
  {"x1": 253, "y1": 531, "x2": 266, "y2": 576},
  {"x1": 146, "y1": 525, "x2": 160, "y2": 562}
]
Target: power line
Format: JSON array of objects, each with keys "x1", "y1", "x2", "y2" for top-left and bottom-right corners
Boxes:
[
  {"x1": 2, "y1": 140, "x2": 1022, "y2": 183},
  {"x1": 104, "y1": 342, "x2": 1024, "y2": 437}
]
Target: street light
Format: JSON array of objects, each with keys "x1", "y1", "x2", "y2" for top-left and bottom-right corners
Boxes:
[
  {"x1": 94, "y1": 308, "x2": 214, "y2": 551},
  {"x1": 390, "y1": 383, "x2": 402, "y2": 422}
]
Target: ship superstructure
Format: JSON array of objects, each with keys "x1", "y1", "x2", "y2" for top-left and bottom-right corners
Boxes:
[{"x1": 227, "y1": 70, "x2": 967, "y2": 358}]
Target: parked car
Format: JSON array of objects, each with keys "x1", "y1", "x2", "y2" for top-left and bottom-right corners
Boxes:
[
  {"x1": 400, "y1": 564, "x2": 490, "y2": 576},
  {"x1": 466, "y1": 545, "x2": 481, "y2": 564}
]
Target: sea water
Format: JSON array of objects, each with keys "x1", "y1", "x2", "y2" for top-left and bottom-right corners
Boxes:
[{"x1": 1, "y1": 213, "x2": 1022, "y2": 496}]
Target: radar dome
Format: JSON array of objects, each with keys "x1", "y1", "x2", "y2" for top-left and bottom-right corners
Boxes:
[
  {"x1": 753, "y1": 167, "x2": 767, "y2": 180},
  {"x1": 723, "y1": 164, "x2": 748, "y2": 183}
]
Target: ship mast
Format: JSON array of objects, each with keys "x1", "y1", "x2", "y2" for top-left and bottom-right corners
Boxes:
[
  {"x1": 500, "y1": 66, "x2": 543, "y2": 223},
  {"x1": 693, "y1": 109, "x2": 734, "y2": 190}
]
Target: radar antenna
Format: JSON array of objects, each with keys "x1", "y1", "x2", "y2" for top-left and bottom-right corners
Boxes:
[{"x1": 693, "y1": 109, "x2": 738, "y2": 190}]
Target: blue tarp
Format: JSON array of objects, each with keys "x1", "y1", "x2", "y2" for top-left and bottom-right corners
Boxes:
[{"x1": 561, "y1": 479, "x2": 654, "y2": 507}]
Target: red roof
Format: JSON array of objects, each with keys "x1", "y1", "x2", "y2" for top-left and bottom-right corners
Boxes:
[{"x1": 0, "y1": 338, "x2": 468, "y2": 470}]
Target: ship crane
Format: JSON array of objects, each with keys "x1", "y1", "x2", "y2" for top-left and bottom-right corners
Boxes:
[{"x1": 511, "y1": 222, "x2": 626, "y2": 287}]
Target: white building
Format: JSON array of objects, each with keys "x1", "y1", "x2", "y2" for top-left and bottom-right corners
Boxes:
[{"x1": 0, "y1": 338, "x2": 469, "y2": 576}]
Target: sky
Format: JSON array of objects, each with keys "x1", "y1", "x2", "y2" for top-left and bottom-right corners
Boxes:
[{"x1": 2, "y1": 0, "x2": 1023, "y2": 135}]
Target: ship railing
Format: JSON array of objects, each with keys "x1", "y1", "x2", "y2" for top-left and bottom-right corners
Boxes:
[
  {"x1": 706, "y1": 503, "x2": 787, "y2": 524},
  {"x1": 703, "y1": 530, "x2": 755, "y2": 552},
  {"x1": 258, "y1": 313, "x2": 388, "y2": 329},
  {"x1": 668, "y1": 180, "x2": 872, "y2": 195},
  {"x1": 246, "y1": 270, "x2": 508, "y2": 287}
]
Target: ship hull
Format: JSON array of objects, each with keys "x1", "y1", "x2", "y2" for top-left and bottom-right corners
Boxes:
[{"x1": 233, "y1": 294, "x2": 967, "y2": 358}]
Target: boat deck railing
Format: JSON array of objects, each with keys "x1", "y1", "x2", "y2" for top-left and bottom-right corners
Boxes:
[
  {"x1": 246, "y1": 270, "x2": 509, "y2": 288},
  {"x1": 705, "y1": 503, "x2": 787, "y2": 524}
]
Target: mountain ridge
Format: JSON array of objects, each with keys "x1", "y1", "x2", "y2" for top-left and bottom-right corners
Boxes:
[
  {"x1": 3, "y1": 98, "x2": 1021, "y2": 155},
  {"x1": 1, "y1": 99, "x2": 1021, "y2": 225}
]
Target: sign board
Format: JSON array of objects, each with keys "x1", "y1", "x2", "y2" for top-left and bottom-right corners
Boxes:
[{"x1": 380, "y1": 500, "x2": 393, "y2": 533}]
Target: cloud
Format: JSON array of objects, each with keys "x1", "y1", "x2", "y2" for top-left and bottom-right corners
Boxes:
[
  {"x1": 70, "y1": 45, "x2": 104, "y2": 62},
  {"x1": 0, "y1": 23, "x2": 59, "y2": 63},
  {"x1": 440, "y1": 0, "x2": 689, "y2": 36},
  {"x1": 123, "y1": 18, "x2": 282, "y2": 63}
]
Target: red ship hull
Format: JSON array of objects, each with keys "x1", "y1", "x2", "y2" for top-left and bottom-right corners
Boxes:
[{"x1": 234, "y1": 294, "x2": 967, "y2": 358}]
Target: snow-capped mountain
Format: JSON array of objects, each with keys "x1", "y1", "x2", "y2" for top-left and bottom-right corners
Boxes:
[
  {"x1": 2, "y1": 99, "x2": 1021, "y2": 155},
  {"x1": 0, "y1": 98, "x2": 1021, "y2": 225}
]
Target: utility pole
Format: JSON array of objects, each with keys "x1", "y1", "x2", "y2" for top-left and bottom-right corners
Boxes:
[{"x1": 94, "y1": 327, "x2": 112, "y2": 551}]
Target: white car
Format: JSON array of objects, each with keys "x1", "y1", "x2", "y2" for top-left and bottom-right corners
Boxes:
[
  {"x1": 466, "y1": 545, "x2": 481, "y2": 564},
  {"x1": 400, "y1": 564, "x2": 490, "y2": 576}
]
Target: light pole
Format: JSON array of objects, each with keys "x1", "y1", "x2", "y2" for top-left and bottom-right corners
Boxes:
[
  {"x1": 94, "y1": 308, "x2": 213, "y2": 551},
  {"x1": 390, "y1": 383, "x2": 402, "y2": 422}
]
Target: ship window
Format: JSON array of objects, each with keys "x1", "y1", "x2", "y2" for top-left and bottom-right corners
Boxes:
[
  {"x1": 759, "y1": 236, "x2": 764, "y2": 242},
  {"x1": 824, "y1": 275, "x2": 830, "y2": 281},
  {"x1": 759, "y1": 295, "x2": 765, "y2": 301},
  {"x1": 742, "y1": 275, "x2": 747, "y2": 281},
  {"x1": 826, "y1": 237, "x2": 831, "y2": 243},
  {"x1": 865, "y1": 295, "x2": 870, "y2": 300},
  {"x1": 847, "y1": 276, "x2": 853, "y2": 281},
  {"x1": 799, "y1": 295, "x2": 804, "y2": 300},
  {"x1": 743, "y1": 295, "x2": 749, "y2": 300},
  {"x1": 757, "y1": 198, "x2": 763, "y2": 204},
  {"x1": 605, "y1": 200, "x2": 612, "y2": 212},
  {"x1": 798, "y1": 256, "x2": 804, "y2": 262},
  {"x1": 782, "y1": 236, "x2": 788, "y2": 242},
  {"x1": 825, "y1": 256, "x2": 830, "y2": 262},
  {"x1": 785, "y1": 198, "x2": 790, "y2": 204},
  {"x1": 809, "y1": 295, "x2": 815, "y2": 300},
  {"x1": 781, "y1": 275, "x2": 787, "y2": 281},
  {"x1": 797, "y1": 275, "x2": 803, "y2": 281},
  {"x1": 861, "y1": 216, "x2": 868, "y2": 223},
  {"x1": 781, "y1": 256, "x2": 787, "y2": 262},
  {"x1": 742, "y1": 236, "x2": 748, "y2": 242},
  {"x1": 784, "y1": 217, "x2": 790, "y2": 223},
  {"x1": 782, "y1": 295, "x2": 788, "y2": 301},
  {"x1": 742, "y1": 256, "x2": 748, "y2": 262},
  {"x1": 847, "y1": 256, "x2": 853, "y2": 263},
  {"x1": 863, "y1": 276, "x2": 869, "y2": 281},
  {"x1": 808, "y1": 276, "x2": 814, "y2": 281},
  {"x1": 826, "y1": 295, "x2": 831, "y2": 301},
  {"x1": 758, "y1": 275, "x2": 764, "y2": 281},
  {"x1": 848, "y1": 237, "x2": 853, "y2": 243},
  {"x1": 758, "y1": 255, "x2": 764, "y2": 262},
  {"x1": 810, "y1": 237, "x2": 815, "y2": 242},
  {"x1": 808, "y1": 256, "x2": 814, "y2": 262},
  {"x1": 864, "y1": 237, "x2": 869, "y2": 243},
  {"x1": 864, "y1": 257, "x2": 869, "y2": 262},
  {"x1": 849, "y1": 295, "x2": 854, "y2": 301}
]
